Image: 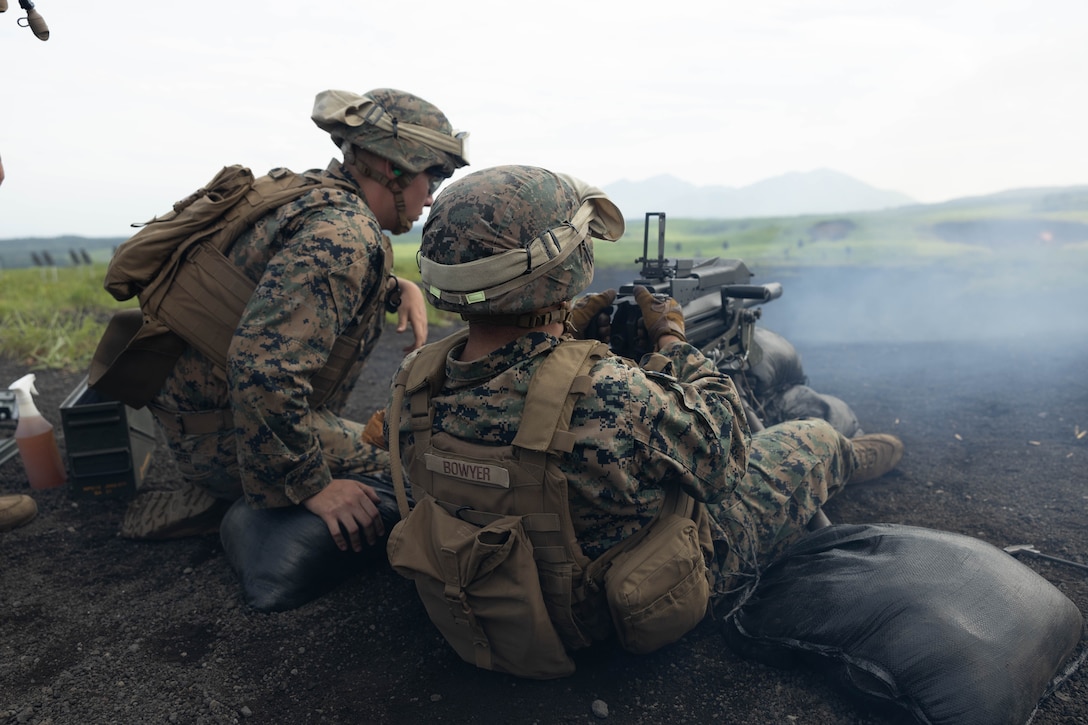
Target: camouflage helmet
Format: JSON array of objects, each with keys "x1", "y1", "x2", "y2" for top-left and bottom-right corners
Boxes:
[
  {"x1": 419, "y1": 165, "x2": 625, "y2": 321},
  {"x1": 311, "y1": 88, "x2": 469, "y2": 176}
]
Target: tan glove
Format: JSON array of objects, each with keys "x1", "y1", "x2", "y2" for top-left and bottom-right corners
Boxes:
[
  {"x1": 633, "y1": 285, "x2": 686, "y2": 346},
  {"x1": 568, "y1": 289, "x2": 616, "y2": 340},
  {"x1": 361, "y1": 408, "x2": 387, "y2": 449}
]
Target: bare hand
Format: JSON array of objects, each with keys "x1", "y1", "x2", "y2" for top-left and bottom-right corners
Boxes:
[
  {"x1": 393, "y1": 277, "x2": 428, "y2": 352},
  {"x1": 302, "y1": 478, "x2": 385, "y2": 552}
]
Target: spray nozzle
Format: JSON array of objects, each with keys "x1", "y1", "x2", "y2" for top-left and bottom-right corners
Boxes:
[
  {"x1": 8, "y1": 374, "x2": 42, "y2": 418},
  {"x1": 9, "y1": 373, "x2": 38, "y2": 395}
]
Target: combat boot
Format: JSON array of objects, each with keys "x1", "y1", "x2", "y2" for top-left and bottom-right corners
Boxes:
[
  {"x1": 0, "y1": 494, "x2": 37, "y2": 532},
  {"x1": 849, "y1": 434, "x2": 904, "y2": 484},
  {"x1": 121, "y1": 482, "x2": 231, "y2": 539}
]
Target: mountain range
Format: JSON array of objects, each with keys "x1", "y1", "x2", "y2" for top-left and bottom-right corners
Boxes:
[{"x1": 602, "y1": 168, "x2": 916, "y2": 219}]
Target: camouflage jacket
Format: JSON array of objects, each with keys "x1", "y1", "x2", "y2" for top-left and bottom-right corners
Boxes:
[
  {"x1": 155, "y1": 159, "x2": 392, "y2": 507},
  {"x1": 390, "y1": 331, "x2": 751, "y2": 558}
]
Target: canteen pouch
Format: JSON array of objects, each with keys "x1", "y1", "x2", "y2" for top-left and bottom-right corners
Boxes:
[
  {"x1": 387, "y1": 497, "x2": 575, "y2": 679},
  {"x1": 604, "y1": 512, "x2": 710, "y2": 654}
]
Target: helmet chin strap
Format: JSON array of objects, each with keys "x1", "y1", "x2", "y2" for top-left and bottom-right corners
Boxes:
[
  {"x1": 343, "y1": 144, "x2": 415, "y2": 233},
  {"x1": 390, "y1": 189, "x2": 412, "y2": 234}
]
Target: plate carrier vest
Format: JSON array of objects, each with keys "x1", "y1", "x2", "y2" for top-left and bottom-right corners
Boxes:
[
  {"x1": 387, "y1": 330, "x2": 711, "y2": 678},
  {"x1": 89, "y1": 165, "x2": 391, "y2": 412}
]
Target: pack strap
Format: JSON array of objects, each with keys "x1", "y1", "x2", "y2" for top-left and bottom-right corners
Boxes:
[
  {"x1": 389, "y1": 328, "x2": 470, "y2": 518},
  {"x1": 512, "y1": 339, "x2": 607, "y2": 453}
]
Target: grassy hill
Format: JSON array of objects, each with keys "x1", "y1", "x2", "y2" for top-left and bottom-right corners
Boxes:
[
  {"x1": 3, "y1": 184, "x2": 1086, "y2": 370},
  {"x1": 578, "y1": 186, "x2": 1088, "y2": 272},
  {"x1": 5, "y1": 185, "x2": 1088, "y2": 273}
]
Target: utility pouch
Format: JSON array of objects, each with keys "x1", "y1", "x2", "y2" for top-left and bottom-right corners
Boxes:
[
  {"x1": 145, "y1": 242, "x2": 254, "y2": 371},
  {"x1": 604, "y1": 512, "x2": 711, "y2": 654},
  {"x1": 387, "y1": 497, "x2": 576, "y2": 679},
  {"x1": 87, "y1": 308, "x2": 187, "y2": 408}
]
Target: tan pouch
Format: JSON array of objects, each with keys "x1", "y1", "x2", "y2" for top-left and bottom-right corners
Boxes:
[
  {"x1": 387, "y1": 497, "x2": 575, "y2": 679},
  {"x1": 87, "y1": 308, "x2": 187, "y2": 408},
  {"x1": 604, "y1": 513, "x2": 711, "y2": 654}
]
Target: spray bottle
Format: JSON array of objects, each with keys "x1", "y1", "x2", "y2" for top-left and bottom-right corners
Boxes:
[{"x1": 8, "y1": 373, "x2": 67, "y2": 489}]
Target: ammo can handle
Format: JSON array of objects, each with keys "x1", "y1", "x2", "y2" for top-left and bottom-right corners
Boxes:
[
  {"x1": 68, "y1": 447, "x2": 133, "y2": 476},
  {"x1": 66, "y1": 413, "x2": 124, "y2": 427}
]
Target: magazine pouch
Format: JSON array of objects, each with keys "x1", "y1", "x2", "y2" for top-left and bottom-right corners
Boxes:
[{"x1": 387, "y1": 496, "x2": 576, "y2": 679}]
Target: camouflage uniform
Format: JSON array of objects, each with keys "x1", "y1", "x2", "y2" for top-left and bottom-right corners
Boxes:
[
  {"x1": 391, "y1": 329, "x2": 858, "y2": 603},
  {"x1": 144, "y1": 88, "x2": 468, "y2": 514},
  {"x1": 393, "y1": 163, "x2": 860, "y2": 611},
  {"x1": 151, "y1": 159, "x2": 391, "y2": 508}
]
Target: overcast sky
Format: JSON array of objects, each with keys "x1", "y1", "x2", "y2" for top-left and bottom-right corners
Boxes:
[{"x1": 1, "y1": 0, "x2": 1086, "y2": 237}]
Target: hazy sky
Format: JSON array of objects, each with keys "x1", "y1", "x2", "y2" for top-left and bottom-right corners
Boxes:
[{"x1": 1, "y1": 0, "x2": 1086, "y2": 237}]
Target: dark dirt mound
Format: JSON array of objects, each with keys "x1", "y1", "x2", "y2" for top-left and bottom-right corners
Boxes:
[{"x1": 2, "y1": 320, "x2": 1087, "y2": 724}]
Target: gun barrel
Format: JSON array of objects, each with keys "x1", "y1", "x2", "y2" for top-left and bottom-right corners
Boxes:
[{"x1": 722, "y1": 283, "x2": 782, "y2": 302}]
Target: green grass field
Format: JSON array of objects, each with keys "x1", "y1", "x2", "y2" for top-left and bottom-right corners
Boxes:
[
  {"x1": 0, "y1": 256, "x2": 444, "y2": 373},
  {"x1": 3, "y1": 185, "x2": 1086, "y2": 372}
]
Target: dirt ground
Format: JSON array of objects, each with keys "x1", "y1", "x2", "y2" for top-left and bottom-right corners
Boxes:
[{"x1": 2, "y1": 279, "x2": 1087, "y2": 724}]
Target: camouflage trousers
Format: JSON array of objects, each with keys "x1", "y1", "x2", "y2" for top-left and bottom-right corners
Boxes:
[
  {"x1": 705, "y1": 417, "x2": 856, "y2": 603},
  {"x1": 151, "y1": 405, "x2": 389, "y2": 507}
]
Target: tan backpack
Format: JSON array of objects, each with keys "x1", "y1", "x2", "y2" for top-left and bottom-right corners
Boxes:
[
  {"x1": 89, "y1": 165, "x2": 387, "y2": 409},
  {"x1": 386, "y1": 330, "x2": 712, "y2": 679}
]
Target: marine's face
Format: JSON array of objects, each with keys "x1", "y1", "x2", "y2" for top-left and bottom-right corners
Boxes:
[{"x1": 400, "y1": 170, "x2": 438, "y2": 224}]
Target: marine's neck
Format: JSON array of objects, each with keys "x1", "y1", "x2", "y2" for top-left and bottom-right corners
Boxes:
[{"x1": 459, "y1": 322, "x2": 563, "y2": 361}]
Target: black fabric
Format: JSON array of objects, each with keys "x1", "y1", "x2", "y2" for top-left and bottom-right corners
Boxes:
[
  {"x1": 219, "y1": 474, "x2": 402, "y2": 612},
  {"x1": 748, "y1": 327, "x2": 807, "y2": 397},
  {"x1": 746, "y1": 327, "x2": 861, "y2": 437},
  {"x1": 764, "y1": 384, "x2": 862, "y2": 437},
  {"x1": 722, "y1": 523, "x2": 1085, "y2": 725}
]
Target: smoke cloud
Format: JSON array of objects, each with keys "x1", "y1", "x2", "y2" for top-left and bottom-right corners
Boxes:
[
  {"x1": 755, "y1": 264, "x2": 1086, "y2": 346},
  {"x1": 592, "y1": 259, "x2": 1086, "y2": 348}
]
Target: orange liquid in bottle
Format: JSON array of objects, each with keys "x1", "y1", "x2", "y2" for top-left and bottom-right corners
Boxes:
[{"x1": 16, "y1": 426, "x2": 68, "y2": 490}]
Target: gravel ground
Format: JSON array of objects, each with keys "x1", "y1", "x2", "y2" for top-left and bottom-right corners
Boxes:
[{"x1": 2, "y1": 289, "x2": 1087, "y2": 724}]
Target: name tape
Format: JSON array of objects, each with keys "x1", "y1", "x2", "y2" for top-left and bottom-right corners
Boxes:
[{"x1": 424, "y1": 453, "x2": 511, "y2": 488}]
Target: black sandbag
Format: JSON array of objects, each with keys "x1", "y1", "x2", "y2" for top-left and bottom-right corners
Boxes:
[
  {"x1": 748, "y1": 327, "x2": 807, "y2": 397},
  {"x1": 763, "y1": 384, "x2": 863, "y2": 437},
  {"x1": 219, "y1": 473, "x2": 402, "y2": 612},
  {"x1": 746, "y1": 328, "x2": 862, "y2": 437},
  {"x1": 722, "y1": 523, "x2": 1085, "y2": 725}
]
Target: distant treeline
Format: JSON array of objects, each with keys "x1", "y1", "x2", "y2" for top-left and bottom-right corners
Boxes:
[
  {"x1": 4, "y1": 182, "x2": 1088, "y2": 271},
  {"x1": 0, "y1": 236, "x2": 126, "y2": 269}
]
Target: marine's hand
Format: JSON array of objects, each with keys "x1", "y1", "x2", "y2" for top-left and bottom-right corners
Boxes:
[
  {"x1": 361, "y1": 408, "x2": 387, "y2": 449},
  {"x1": 633, "y1": 285, "x2": 686, "y2": 349},
  {"x1": 570, "y1": 289, "x2": 616, "y2": 340},
  {"x1": 393, "y1": 277, "x2": 428, "y2": 352},
  {"x1": 302, "y1": 478, "x2": 386, "y2": 552}
]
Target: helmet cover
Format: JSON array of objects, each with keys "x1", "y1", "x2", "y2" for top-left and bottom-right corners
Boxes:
[
  {"x1": 312, "y1": 88, "x2": 468, "y2": 175},
  {"x1": 419, "y1": 165, "x2": 624, "y2": 316}
]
